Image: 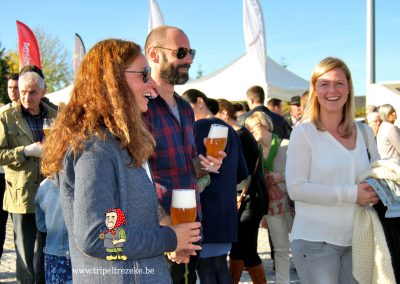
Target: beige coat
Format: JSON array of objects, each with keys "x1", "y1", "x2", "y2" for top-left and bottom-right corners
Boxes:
[{"x1": 0, "y1": 103, "x2": 57, "y2": 213}]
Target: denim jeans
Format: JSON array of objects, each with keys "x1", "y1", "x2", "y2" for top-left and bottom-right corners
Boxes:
[
  {"x1": 197, "y1": 254, "x2": 232, "y2": 284},
  {"x1": 11, "y1": 213, "x2": 45, "y2": 284},
  {"x1": 291, "y1": 239, "x2": 358, "y2": 284}
]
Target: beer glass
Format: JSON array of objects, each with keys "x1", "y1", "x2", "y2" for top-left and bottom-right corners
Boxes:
[
  {"x1": 170, "y1": 189, "x2": 197, "y2": 225},
  {"x1": 205, "y1": 124, "x2": 228, "y2": 158},
  {"x1": 43, "y1": 118, "x2": 55, "y2": 138}
]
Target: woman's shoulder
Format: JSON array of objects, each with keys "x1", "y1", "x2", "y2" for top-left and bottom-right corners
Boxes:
[
  {"x1": 291, "y1": 122, "x2": 317, "y2": 138},
  {"x1": 66, "y1": 133, "x2": 120, "y2": 165}
]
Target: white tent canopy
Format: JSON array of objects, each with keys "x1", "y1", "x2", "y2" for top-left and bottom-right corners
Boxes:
[
  {"x1": 175, "y1": 52, "x2": 308, "y2": 102},
  {"x1": 46, "y1": 52, "x2": 309, "y2": 105},
  {"x1": 45, "y1": 84, "x2": 73, "y2": 105},
  {"x1": 367, "y1": 81, "x2": 400, "y2": 111}
]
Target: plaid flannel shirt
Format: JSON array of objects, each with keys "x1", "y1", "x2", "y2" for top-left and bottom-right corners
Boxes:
[{"x1": 143, "y1": 93, "x2": 201, "y2": 218}]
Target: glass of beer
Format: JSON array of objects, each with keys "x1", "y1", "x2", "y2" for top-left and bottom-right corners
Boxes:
[
  {"x1": 170, "y1": 189, "x2": 197, "y2": 225},
  {"x1": 205, "y1": 124, "x2": 228, "y2": 158},
  {"x1": 43, "y1": 118, "x2": 55, "y2": 138}
]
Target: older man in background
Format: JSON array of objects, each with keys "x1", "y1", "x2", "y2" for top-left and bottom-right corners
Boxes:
[{"x1": 0, "y1": 70, "x2": 57, "y2": 283}]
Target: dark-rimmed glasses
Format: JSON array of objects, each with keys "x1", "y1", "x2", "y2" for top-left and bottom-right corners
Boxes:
[
  {"x1": 125, "y1": 66, "x2": 151, "y2": 83},
  {"x1": 154, "y1": 46, "x2": 196, "y2": 60}
]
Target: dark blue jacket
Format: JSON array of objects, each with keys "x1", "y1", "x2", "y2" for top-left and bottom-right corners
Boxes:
[{"x1": 194, "y1": 118, "x2": 248, "y2": 243}]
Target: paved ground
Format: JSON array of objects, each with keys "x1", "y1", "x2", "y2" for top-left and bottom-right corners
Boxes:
[
  {"x1": 0, "y1": 215, "x2": 16, "y2": 284},
  {"x1": 0, "y1": 216, "x2": 300, "y2": 283}
]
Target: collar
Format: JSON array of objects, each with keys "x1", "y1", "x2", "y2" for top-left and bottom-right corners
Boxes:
[{"x1": 21, "y1": 103, "x2": 46, "y2": 118}]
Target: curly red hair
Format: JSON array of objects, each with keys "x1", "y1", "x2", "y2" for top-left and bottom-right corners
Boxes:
[{"x1": 41, "y1": 39, "x2": 155, "y2": 176}]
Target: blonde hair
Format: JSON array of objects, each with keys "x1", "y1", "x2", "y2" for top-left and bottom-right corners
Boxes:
[
  {"x1": 378, "y1": 104, "x2": 395, "y2": 122},
  {"x1": 245, "y1": 111, "x2": 274, "y2": 133},
  {"x1": 41, "y1": 39, "x2": 155, "y2": 176},
  {"x1": 302, "y1": 57, "x2": 355, "y2": 137}
]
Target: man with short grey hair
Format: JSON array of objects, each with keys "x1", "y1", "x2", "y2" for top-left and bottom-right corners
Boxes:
[{"x1": 0, "y1": 70, "x2": 57, "y2": 283}]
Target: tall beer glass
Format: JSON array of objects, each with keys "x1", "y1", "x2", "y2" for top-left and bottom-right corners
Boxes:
[
  {"x1": 43, "y1": 118, "x2": 55, "y2": 138},
  {"x1": 205, "y1": 124, "x2": 228, "y2": 158},
  {"x1": 170, "y1": 189, "x2": 197, "y2": 225}
]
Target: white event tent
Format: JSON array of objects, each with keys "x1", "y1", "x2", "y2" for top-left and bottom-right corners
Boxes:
[
  {"x1": 175, "y1": 52, "x2": 308, "y2": 102},
  {"x1": 46, "y1": 0, "x2": 308, "y2": 105}
]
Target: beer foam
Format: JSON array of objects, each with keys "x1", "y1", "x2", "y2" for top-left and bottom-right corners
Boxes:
[
  {"x1": 207, "y1": 124, "x2": 228, "y2": 138},
  {"x1": 171, "y1": 189, "x2": 196, "y2": 208}
]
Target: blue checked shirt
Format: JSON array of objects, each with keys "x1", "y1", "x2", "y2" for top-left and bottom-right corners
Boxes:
[{"x1": 21, "y1": 105, "x2": 46, "y2": 142}]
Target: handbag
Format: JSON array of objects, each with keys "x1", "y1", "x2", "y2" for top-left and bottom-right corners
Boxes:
[{"x1": 237, "y1": 156, "x2": 260, "y2": 209}]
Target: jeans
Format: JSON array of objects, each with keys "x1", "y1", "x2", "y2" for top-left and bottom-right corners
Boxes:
[
  {"x1": 197, "y1": 254, "x2": 232, "y2": 284},
  {"x1": 291, "y1": 240, "x2": 358, "y2": 284},
  {"x1": 266, "y1": 212, "x2": 293, "y2": 284},
  {"x1": 44, "y1": 254, "x2": 72, "y2": 284},
  {"x1": 11, "y1": 213, "x2": 46, "y2": 284}
]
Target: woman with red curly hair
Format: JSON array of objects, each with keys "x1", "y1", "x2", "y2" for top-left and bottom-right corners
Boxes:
[{"x1": 41, "y1": 39, "x2": 201, "y2": 284}]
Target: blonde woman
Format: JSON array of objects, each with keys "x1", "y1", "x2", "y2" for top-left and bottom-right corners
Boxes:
[{"x1": 286, "y1": 57, "x2": 380, "y2": 283}]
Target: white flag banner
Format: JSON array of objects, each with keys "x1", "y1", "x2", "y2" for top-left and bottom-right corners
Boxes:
[
  {"x1": 243, "y1": 0, "x2": 267, "y2": 82},
  {"x1": 74, "y1": 33, "x2": 86, "y2": 76},
  {"x1": 148, "y1": 0, "x2": 164, "y2": 33}
]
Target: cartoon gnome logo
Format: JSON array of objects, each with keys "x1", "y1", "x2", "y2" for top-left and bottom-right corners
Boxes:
[{"x1": 99, "y1": 208, "x2": 127, "y2": 261}]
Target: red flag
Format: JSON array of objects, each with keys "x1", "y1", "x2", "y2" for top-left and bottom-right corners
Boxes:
[{"x1": 16, "y1": 20, "x2": 41, "y2": 70}]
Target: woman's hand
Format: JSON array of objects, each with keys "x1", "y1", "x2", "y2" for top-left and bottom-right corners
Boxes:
[
  {"x1": 266, "y1": 171, "x2": 283, "y2": 185},
  {"x1": 171, "y1": 222, "x2": 202, "y2": 252},
  {"x1": 268, "y1": 183, "x2": 286, "y2": 202},
  {"x1": 168, "y1": 222, "x2": 201, "y2": 264},
  {"x1": 199, "y1": 152, "x2": 226, "y2": 173},
  {"x1": 356, "y1": 182, "x2": 380, "y2": 206}
]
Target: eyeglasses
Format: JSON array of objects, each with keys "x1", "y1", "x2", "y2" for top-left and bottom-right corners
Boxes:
[
  {"x1": 125, "y1": 66, "x2": 151, "y2": 83},
  {"x1": 154, "y1": 46, "x2": 196, "y2": 60}
]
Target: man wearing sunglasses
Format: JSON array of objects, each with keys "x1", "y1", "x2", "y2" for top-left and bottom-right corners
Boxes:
[{"x1": 144, "y1": 26, "x2": 224, "y2": 284}]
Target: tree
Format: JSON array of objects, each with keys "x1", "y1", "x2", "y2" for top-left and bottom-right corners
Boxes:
[
  {"x1": 7, "y1": 28, "x2": 73, "y2": 93},
  {"x1": 0, "y1": 42, "x2": 11, "y2": 104}
]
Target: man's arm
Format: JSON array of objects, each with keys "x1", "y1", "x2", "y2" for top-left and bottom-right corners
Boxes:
[{"x1": 0, "y1": 116, "x2": 27, "y2": 167}]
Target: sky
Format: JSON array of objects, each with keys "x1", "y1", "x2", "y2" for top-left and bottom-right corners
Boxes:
[{"x1": 1, "y1": 0, "x2": 399, "y2": 98}]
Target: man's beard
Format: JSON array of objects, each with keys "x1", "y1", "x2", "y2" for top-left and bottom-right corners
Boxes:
[{"x1": 160, "y1": 60, "x2": 190, "y2": 85}]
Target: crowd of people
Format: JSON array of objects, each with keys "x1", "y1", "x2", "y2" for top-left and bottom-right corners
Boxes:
[{"x1": 0, "y1": 25, "x2": 399, "y2": 284}]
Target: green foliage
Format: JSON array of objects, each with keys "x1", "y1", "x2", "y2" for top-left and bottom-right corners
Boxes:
[
  {"x1": 6, "y1": 50, "x2": 18, "y2": 73},
  {"x1": 0, "y1": 43, "x2": 11, "y2": 104},
  {"x1": 355, "y1": 107, "x2": 366, "y2": 119},
  {"x1": 6, "y1": 28, "x2": 73, "y2": 93}
]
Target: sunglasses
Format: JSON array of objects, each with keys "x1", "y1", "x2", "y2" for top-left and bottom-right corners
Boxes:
[
  {"x1": 154, "y1": 46, "x2": 196, "y2": 60},
  {"x1": 125, "y1": 66, "x2": 151, "y2": 83}
]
